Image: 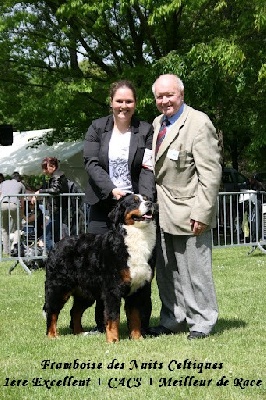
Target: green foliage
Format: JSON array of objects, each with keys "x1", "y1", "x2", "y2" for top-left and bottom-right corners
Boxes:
[
  {"x1": 254, "y1": 0, "x2": 266, "y2": 30},
  {"x1": 258, "y1": 63, "x2": 266, "y2": 82},
  {"x1": 22, "y1": 174, "x2": 45, "y2": 191},
  {"x1": 0, "y1": 0, "x2": 265, "y2": 170}
]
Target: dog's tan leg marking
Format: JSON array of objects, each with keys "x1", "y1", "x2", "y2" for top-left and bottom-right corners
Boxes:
[
  {"x1": 120, "y1": 268, "x2": 131, "y2": 283},
  {"x1": 128, "y1": 308, "x2": 142, "y2": 340},
  {"x1": 106, "y1": 319, "x2": 120, "y2": 343},
  {"x1": 47, "y1": 314, "x2": 58, "y2": 338}
]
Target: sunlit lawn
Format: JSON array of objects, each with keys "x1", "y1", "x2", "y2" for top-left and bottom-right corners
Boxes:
[{"x1": 0, "y1": 246, "x2": 265, "y2": 400}]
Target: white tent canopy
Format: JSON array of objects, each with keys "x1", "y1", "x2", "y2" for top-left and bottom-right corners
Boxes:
[{"x1": 0, "y1": 129, "x2": 87, "y2": 189}]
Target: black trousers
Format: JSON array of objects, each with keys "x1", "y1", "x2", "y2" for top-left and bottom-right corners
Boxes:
[
  {"x1": 88, "y1": 198, "x2": 116, "y2": 234},
  {"x1": 88, "y1": 199, "x2": 117, "y2": 330}
]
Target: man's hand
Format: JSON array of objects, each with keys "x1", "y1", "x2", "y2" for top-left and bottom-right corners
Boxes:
[{"x1": 190, "y1": 219, "x2": 208, "y2": 235}]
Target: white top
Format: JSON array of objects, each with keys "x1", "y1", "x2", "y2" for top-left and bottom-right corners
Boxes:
[
  {"x1": 108, "y1": 129, "x2": 133, "y2": 192},
  {"x1": 0, "y1": 179, "x2": 25, "y2": 204}
]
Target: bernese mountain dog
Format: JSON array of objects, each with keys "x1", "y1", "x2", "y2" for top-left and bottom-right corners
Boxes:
[{"x1": 44, "y1": 194, "x2": 156, "y2": 343}]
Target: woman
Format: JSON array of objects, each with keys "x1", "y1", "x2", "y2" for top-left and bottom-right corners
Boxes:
[
  {"x1": 32, "y1": 157, "x2": 69, "y2": 250},
  {"x1": 84, "y1": 80, "x2": 156, "y2": 333}
]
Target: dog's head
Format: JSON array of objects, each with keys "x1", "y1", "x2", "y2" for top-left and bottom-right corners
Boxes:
[{"x1": 108, "y1": 194, "x2": 156, "y2": 228}]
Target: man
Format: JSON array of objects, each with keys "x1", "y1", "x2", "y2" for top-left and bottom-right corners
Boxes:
[
  {"x1": 0, "y1": 172, "x2": 25, "y2": 254},
  {"x1": 149, "y1": 74, "x2": 222, "y2": 340}
]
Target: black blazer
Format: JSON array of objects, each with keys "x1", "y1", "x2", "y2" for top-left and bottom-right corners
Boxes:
[{"x1": 83, "y1": 114, "x2": 156, "y2": 205}]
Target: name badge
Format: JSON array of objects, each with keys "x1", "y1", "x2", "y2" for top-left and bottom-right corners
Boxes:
[{"x1": 167, "y1": 149, "x2": 179, "y2": 161}]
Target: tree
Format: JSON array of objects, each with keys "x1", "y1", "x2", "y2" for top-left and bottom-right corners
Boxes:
[
  {"x1": 0, "y1": 0, "x2": 265, "y2": 171},
  {"x1": 151, "y1": 0, "x2": 266, "y2": 171}
]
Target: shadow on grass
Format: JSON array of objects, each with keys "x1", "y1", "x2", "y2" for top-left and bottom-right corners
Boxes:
[
  {"x1": 247, "y1": 251, "x2": 266, "y2": 258},
  {"x1": 54, "y1": 314, "x2": 246, "y2": 340},
  {"x1": 214, "y1": 317, "x2": 247, "y2": 334},
  {"x1": 55, "y1": 318, "x2": 246, "y2": 342},
  {"x1": 58, "y1": 320, "x2": 132, "y2": 339}
]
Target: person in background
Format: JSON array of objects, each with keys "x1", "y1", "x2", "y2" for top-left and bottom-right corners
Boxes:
[
  {"x1": 83, "y1": 79, "x2": 156, "y2": 334},
  {"x1": 31, "y1": 157, "x2": 69, "y2": 250},
  {"x1": 25, "y1": 199, "x2": 44, "y2": 240},
  {"x1": 0, "y1": 173, "x2": 4, "y2": 252},
  {"x1": 0, "y1": 172, "x2": 25, "y2": 254},
  {"x1": 0, "y1": 173, "x2": 5, "y2": 184},
  {"x1": 149, "y1": 74, "x2": 222, "y2": 340}
]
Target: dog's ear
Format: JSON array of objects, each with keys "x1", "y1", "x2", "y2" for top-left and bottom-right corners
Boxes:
[
  {"x1": 108, "y1": 199, "x2": 125, "y2": 227},
  {"x1": 108, "y1": 193, "x2": 134, "y2": 227}
]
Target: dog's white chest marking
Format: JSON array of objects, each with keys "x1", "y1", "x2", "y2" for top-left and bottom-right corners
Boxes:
[{"x1": 124, "y1": 222, "x2": 156, "y2": 294}]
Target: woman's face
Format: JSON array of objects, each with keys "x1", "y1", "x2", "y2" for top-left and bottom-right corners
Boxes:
[
  {"x1": 42, "y1": 164, "x2": 56, "y2": 176},
  {"x1": 111, "y1": 87, "x2": 136, "y2": 124}
]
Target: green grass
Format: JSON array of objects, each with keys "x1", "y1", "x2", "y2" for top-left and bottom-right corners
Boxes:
[{"x1": 0, "y1": 247, "x2": 265, "y2": 400}]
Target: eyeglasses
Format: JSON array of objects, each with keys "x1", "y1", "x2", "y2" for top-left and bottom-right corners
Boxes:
[{"x1": 156, "y1": 93, "x2": 182, "y2": 101}]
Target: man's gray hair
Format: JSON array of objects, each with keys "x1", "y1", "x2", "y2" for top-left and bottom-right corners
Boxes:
[{"x1": 152, "y1": 74, "x2": 184, "y2": 96}]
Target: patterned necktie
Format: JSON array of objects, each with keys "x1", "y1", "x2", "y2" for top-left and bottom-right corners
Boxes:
[{"x1": 155, "y1": 117, "x2": 170, "y2": 155}]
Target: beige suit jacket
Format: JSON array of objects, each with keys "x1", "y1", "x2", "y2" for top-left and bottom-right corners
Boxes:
[{"x1": 152, "y1": 104, "x2": 222, "y2": 235}]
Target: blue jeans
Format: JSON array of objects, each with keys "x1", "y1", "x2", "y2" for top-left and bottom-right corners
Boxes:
[{"x1": 44, "y1": 212, "x2": 62, "y2": 251}]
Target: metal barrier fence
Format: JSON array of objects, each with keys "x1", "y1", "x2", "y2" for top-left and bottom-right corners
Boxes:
[
  {"x1": 213, "y1": 190, "x2": 266, "y2": 254},
  {"x1": 0, "y1": 193, "x2": 88, "y2": 274},
  {"x1": 1, "y1": 191, "x2": 266, "y2": 274}
]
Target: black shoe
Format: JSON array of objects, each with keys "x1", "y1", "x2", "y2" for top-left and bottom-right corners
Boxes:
[
  {"x1": 147, "y1": 325, "x2": 173, "y2": 336},
  {"x1": 187, "y1": 331, "x2": 209, "y2": 340},
  {"x1": 148, "y1": 321, "x2": 187, "y2": 337}
]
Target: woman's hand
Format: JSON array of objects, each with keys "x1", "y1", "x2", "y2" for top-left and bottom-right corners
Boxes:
[
  {"x1": 31, "y1": 191, "x2": 39, "y2": 204},
  {"x1": 112, "y1": 188, "x2": 126, "y2": 200}
]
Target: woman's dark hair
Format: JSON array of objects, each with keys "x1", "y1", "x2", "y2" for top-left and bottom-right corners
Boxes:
[
  {"x1": 109, "y1": 80, "x2": 137, "y2": 102},
  {"x1": 41, "y1": 157, "x2": 59, "y2": 170}
]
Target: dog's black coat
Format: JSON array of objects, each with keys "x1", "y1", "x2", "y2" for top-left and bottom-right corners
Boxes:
[{"x1": 44, "y1": 194, "x2": 156, "y2": 342}]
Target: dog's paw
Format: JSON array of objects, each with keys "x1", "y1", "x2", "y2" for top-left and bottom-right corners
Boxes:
[{"x1": 47, "y1": 332, "x2": 58, "y2": 339}]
